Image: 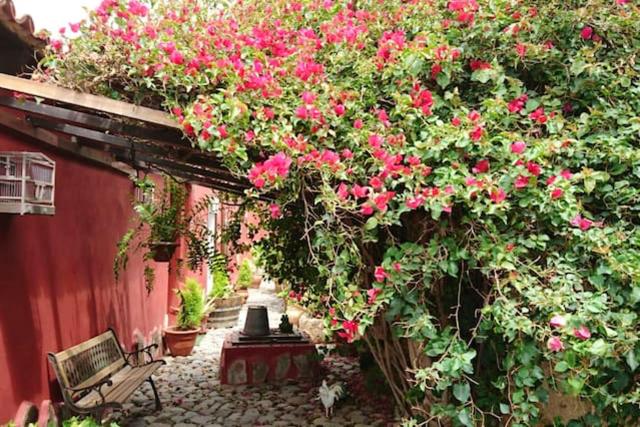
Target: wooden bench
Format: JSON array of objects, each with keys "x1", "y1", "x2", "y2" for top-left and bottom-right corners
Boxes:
[{"x1": 48, "y1": 328, "x2": 166, "y2": 420}]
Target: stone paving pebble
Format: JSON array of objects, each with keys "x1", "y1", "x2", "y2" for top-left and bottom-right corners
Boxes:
[{"x1": 112, "y1": 283, "x2": 397, "y2": 426}]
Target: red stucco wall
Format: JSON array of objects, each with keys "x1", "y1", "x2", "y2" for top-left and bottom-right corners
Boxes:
[{"x1": 0, "y1": 127, "x2": 170, "y2": 421}]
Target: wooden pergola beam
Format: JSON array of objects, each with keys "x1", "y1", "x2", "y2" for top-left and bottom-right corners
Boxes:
[
  {"x1": 0, "y1": 110, "x2": 133, "y2": 174},
  {"x1": 0, "y1": 73, "x2": 179, "y2": 128},
  {"x1": 0, "y1": 96, "x2": 186, "y2": 146},
  {"x1": 27, "y1": 117, "x2": 250, "y2": 188}
]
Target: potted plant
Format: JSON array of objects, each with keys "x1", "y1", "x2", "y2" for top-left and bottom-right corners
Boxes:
[
  {"x1": 114, "y1": 175, "x2": 216, "y2": 292},
  {"x1": 206, "y1": 254, "x2": 245, "y2": 328},
  {"x1": 164, "y1": 278, "x2": 206, "y2": 357},
  {"x1": 235, "y1": 259, "x2": 252, "y2": 300}
]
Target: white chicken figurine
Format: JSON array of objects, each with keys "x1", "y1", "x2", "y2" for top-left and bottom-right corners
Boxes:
[{"x1": 318, "y1": 379, "x2": 346, "y2": 418}]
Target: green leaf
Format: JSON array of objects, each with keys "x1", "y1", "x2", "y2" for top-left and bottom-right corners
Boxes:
[
  {"x1": 436, "y1": 71, "x2": 450, "y2": 89},
  {"x1": 457, "y1": 409, "x2": 474, "y2": 427},
  {"x1": 589, "y1": 339, "x2": 607, "y2": 357},
  {"x1": 471, "y1": 69, "x2": 492, "y2": 83},
  {"x1": 365, "y1": 217, "x2": 378, "y2": 230},
  {"x1": 554, "y1": 361, "x2": 569, "y2": 373},
  {"x1": 499, "y1": 403, "x2": 510, "y2": 414},
  {"x1": 453, "y1": 381, "x2": 471, "y2": 402},
  {"x1": 626, "y1": 350, "x2": 639, "y2": 371}
]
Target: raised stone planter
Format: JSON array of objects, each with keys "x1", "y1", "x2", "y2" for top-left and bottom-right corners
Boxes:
[{"x1": 219, "y1": 331, "x2": 319, "y2": 385}]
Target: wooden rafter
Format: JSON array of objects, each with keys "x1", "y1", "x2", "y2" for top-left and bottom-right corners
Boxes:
[{"x1": 0, "y1": 73, "x2": 178, "y2": 128}]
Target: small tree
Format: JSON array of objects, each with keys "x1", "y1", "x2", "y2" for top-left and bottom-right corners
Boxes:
[
  {"x1": 175, "y1": 278, "x2": 206, "y2": 330},
  {"x1": 236, "y1": 259, "x2": 253, "y2": 289}
]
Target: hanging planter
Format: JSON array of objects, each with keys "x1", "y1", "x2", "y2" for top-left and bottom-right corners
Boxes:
[
  {"x1": 114, "y1": 175, "x2": 217, "y2": 292},
  {"x1": 149, "y1": 241, "x2": 179, "y2": 262}
]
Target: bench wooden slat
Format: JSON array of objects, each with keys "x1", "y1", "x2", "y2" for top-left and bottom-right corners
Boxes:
[{"x1": 76, "y1": 362, "x2": 163, "y2": 408}]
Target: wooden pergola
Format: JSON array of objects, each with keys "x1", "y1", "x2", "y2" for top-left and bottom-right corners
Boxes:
[{"x1": 0, "y1": 73, "x2": 254, "y2": 197}]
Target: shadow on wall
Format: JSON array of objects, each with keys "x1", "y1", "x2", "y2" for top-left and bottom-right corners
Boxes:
[{"x1": 0, "y1": 214, "x2": 46, "y2": 412}]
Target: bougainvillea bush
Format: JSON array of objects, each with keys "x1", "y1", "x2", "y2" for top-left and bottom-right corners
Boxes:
[{"x1": 41, "y1": 0, "x2": 640, "y2": 425}]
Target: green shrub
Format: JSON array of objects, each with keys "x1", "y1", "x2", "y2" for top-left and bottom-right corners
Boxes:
[
  {"x1": 175, "y1": 278, "x2": 205, "y2": 330},
  {"x1": 236, "y1": 259, "x2": 253, "y2": 289},
  {"x1": 209, "y1": 253, "x2": 231, "y2": 299}
]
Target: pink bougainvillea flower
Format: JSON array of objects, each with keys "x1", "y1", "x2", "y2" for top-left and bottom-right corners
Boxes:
[
  {"x1": 354, "y1": 119, "x2": 363, "y2": 129},
  {"x1": 470, "y1": 59, "x2": 491, "y2": 71},
  {"x1": 529, "y1": 107, "x2": 547, "y2": 124},
  {"x1": 547, "y1": 336, "x2": 565, "y2": 352},
  {"x1": 580, "y1": 26, "x2": 593, "y2": 40},
  {"x1": 515, "y1": 43, "x2": 527, "y2": 58},
  {"x1": 341, "y1": 148, "x2": 353, "y2": 159},
  {"x1": 470, "y1": 125, "x2": 484, "y2": 141},
  {"x1": 69, "y1": 22, "x2": 81, "y2": 32},
  {"x1": 551, "y1": 188, "x2": 564, "y2": 199},
  {"x1": 369, "y1": 176, "x2": 384, "y2": 190},
  {"x1": 367, "y1": 287, "x2": 382, "y2": 304},
  {"x1": 301, "y1": 91, "x2": 317, "y2": 105},
  {"x1": 295, "y1": 106, "x2": 309, "y2": 119},
  {"x1": 570, "y1": 215, "x2": 594, "y2": 231},
  {"x1": 127, "y1": 0, "x2": 148, "y2": 16},
  {"x1": 472, "y1": 159, "x2": 490, "y2": 174},
  {"x1": 373, "y1": 191, "x2": 395, "y2": 211},
  {"x1": 360, "y1": 204, "x2": 374, "y2": 216},
  {"x1": 468, "y1": 110, "x2": 481, "y2": 122},
  {"x1": 169, "y1": 50, "x2": 184, "y2": 65},
  {"x1": 352, "y1": 184, "x2": 369, "y2": 198},
  {"x1": 451, "y1": 116, "x2": 462, "y2": 126},
  {"x1": 508, "y1": 95, "x2": 528, "y2": 113},
  {"x1": 337, "y1": 320, "x2": 359, "y2": 343},
  {"x1": 334, "y1": 104, "x2": 346, "y2": 116},
  {"x1": 527, "y1": 162, "x2": 542, "y2": 177},
  {"x1": 337, "y1": 183, "x2": 349, "y2": 200},
  {"x1": 490, "y1": 188, "x2": 507, "y2": 203},
  {"x1": 550, "y1": 315, "x2": 567, "y2": 328},
  {"x1": 574, "y1": 326, "x2": 591, "y2": 340},
  {"x1": 411, "y1": 86, "x2": 434, "y2": 115},
  {"x1": 511, "y1": 140, "x2": 526, "y2": 154},
  {"x1": 50, "y1": 39, "x2": 63, "y2": 51},
  {"x1": 560, "y1": 169, "x2": 573, "y2": 180},
  {"x1": 393, "y1": 262, "x2": 402, "y2": 272},
  {"x1": 374, "y1": 266, "x2": 388, "y2": 282},
  {"x1": 515, "y1": 175, "x2": 529, "y2": 189},
  {"x1": 269, "y1": 203, "x2": 282, "y2": 219},
  {"x1": 406, "y1": 195, "x2": 425, "y2": 209},
  {"x1": 368, "y1": 134, "x2": 384, "y2": 148},
  {"x1": 377, "y1": 109, "x2": 390, "y2": 125}
]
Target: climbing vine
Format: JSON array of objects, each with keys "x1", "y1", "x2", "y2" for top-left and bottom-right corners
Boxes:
[{"x1": 41, "y1": 0, "x2": 640, "y2": 425}]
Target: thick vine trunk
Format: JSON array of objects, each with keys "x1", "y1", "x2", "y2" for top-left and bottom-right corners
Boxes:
[{"x1": 364, "y1": 315, "x2": 434, "y2": 420}]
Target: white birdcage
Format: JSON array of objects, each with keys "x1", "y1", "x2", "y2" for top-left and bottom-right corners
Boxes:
[{"x1": 0, "y1": 152, "x2": 55, "y2": 215}]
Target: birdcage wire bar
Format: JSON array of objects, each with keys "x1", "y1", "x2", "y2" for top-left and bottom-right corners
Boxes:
[{"x1": 0, "y1": 152, "x2": 55, "y2": 215}]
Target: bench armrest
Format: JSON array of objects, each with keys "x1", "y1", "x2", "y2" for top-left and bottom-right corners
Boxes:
[{"x1": 124, "y1": 343, "x2": 160, "y2": 365}]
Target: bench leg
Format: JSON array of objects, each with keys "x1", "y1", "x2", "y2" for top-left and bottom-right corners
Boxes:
[{"x1": 147, "y1": 377, "x2": 162, "y2": 411}]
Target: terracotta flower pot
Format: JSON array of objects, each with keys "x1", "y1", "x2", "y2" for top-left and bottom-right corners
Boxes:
[
  {"x1": 164, "y1": 326, "x2": 199, "y2": 356},
  {"x1": 149, "y1": 242, "x2": 178, "y2": 262},
  {"x1": 250, "y1": 273, "x2": 262, "y2": 288}
]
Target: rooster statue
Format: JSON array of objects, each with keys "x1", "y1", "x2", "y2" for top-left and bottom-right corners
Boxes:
[{"x1": 318, "y1": 380, "x2": 346, "y2": 418}]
